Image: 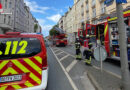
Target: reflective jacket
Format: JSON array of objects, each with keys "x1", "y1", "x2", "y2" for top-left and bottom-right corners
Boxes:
[{"x1": 75, "y1": 41, "x2": 81, "y2": 49}]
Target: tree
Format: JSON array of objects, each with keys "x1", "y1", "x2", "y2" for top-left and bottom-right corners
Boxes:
[
  {"x1": 34, "y1": 24, "x2": 38, "y2": 33},
  {"x1": 49, "y1": 29, "x2": 59, "y2": 36},
  {"x1": 49, "y1": 25, "x2": 59, "y2": 36}
]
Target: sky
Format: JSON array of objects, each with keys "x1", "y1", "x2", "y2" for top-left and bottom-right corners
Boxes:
[{"x1": 24, "y1": 0, "x2": 73, "y2": 37}]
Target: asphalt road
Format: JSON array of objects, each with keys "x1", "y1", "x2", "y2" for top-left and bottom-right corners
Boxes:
[{"x1": 46, "y1": 47, "x2": 73, "y2": 90}]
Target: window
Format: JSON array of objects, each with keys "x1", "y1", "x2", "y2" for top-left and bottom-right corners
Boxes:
[
  {"x1": 86, "y1": 3, "x2": 89, "y2": 11},
  {"x1": 4, "y1": 15, "x2": 6, "y2": 23},
  {"x1": 5, "y1": 0, "x2": 7, "y2": 9},
  {"x1": 87, "y1": 12, "x2": 89, "y2": 20},
  {"x1": 92, "y1": 0, "x2": 96, "y2": 7},
  {"x1": 92, "y1": 8, "x2": 96, "y2": 18},
  {"x1": 9, "y1": 2, "x2": 11, "y2": 8},
  {"x1": 0, "y1": 38, "x2": 41, "y2": 60},
  {"x1": 8, "y1": 16, "x2": 11, "y2": 25},
  {"x1": 101, "y1": 3, "x2": 106, "y2": 14}
]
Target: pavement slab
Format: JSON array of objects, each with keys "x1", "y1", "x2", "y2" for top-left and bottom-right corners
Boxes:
[
  {"x1": 69, "y1": 62, "x2": 95, "y2": 90},
  {"x1": 86, "y1": 65, "x2": 122, "y2": 90}
]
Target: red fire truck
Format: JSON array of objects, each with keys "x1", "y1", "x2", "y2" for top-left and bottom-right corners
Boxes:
[
  {"x1": 53, "y1": 27, "x2": 67, "y2": 47},
  {"x1": 78, "y1": 9, "x2": 130, "y2": 62}
]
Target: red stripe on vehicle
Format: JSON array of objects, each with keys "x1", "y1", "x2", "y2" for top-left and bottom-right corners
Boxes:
[{"x1": 19, "y1": 60, "x2": 41, "y2": 79}]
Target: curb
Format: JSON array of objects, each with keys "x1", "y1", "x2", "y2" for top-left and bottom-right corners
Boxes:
[{"x1": 87, "y1": 71, "x2": 102, "y2": 90}]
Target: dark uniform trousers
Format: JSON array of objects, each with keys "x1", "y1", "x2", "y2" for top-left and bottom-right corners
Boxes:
[
  {"x1": 83, "y1": 49, "x2": 92, "y2": 64},
  {"x1": 75, "y1": 42, "x2": 81, "y2": 60}
]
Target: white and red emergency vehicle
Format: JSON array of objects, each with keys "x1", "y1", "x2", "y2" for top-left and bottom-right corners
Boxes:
[{"x1": 0, "y1": 32, "x2": 48, "y2": 90}]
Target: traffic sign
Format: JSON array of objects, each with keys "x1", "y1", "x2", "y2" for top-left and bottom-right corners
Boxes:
[
  {"x1": 104, "y1": 0, "x2": 114, "y2": 6},
  {"x1": 116, "y1": 0, "x2": 127, "y2": 3},
  {"x1": 94, "y1": 46, "x2": 107, "y2": 61}
]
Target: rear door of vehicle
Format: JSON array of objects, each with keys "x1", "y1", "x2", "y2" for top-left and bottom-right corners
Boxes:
[{"x1": 0, "y1": 36, "x2": 44, "y2": 90}]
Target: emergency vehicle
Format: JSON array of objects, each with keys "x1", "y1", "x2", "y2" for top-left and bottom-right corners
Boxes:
[
  {"x1": 78, "y1": 9, "x2": 130, "y2": 62},
  {"x1": 0, "y1": 32, "x2": 48, "y2": 90},
  {"x1": 53, "y1": 27, "x2": 67, "y2": 47}
]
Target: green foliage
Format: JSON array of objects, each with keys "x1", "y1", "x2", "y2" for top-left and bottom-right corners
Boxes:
[{"x1": 49, "y1": 25, "x2": 59, "y2": 36}]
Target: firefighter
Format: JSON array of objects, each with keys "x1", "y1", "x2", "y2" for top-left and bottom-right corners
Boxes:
[
  {"x1": 83, "y1": 36, "x2": 93, "y2": 65},
  {"x1": 75, "y1": 38, "x2": 82, "y2": 60}
]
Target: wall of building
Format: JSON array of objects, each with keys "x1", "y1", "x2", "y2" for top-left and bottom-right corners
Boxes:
[
  {"x1": 58, "y1": 0, "x2": 130, "y2": 44},
  {"x1": 0, "y1": 0, "x2": 40, "y2": 34}
]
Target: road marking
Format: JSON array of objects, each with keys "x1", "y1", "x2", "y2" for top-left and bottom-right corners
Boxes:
[
  {"x1": 60, "y1": 54, "x2": 70, "y2": 61},
  {"x1": 54, "y1": 49, "x2": 60, "y2": 53},
  {"x1": 66, "y1": 60, "x2": 78, "y2": 72},
  {"x1": 56, "y1": 47, "x2": 122, "y2": 79},
  {"x1": 55, "y1": 51, "x2": 64, "y2": 55},
  {"x1": 55, "y1": 47, "x2": 75, "y2": 58},
  {"x1": 50, "y1": 47, "x2": 78, "y2": 90}
]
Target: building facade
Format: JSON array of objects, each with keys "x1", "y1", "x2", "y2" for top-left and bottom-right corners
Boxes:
[
  {"x1": 58, "y1": 0, "x2": 130, "y2": 43},
  {"x1": 0, "y1": 0, "x2": 40, "y2": 34}
]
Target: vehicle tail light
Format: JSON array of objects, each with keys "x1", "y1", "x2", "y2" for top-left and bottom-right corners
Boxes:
[{"x1": 42, "y1": 55, "x2": 48, "y2": 70}]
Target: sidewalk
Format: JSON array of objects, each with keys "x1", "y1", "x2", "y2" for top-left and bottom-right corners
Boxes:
[{"x1": 85, "y1": 64, "x2": 122, "y2": 90}]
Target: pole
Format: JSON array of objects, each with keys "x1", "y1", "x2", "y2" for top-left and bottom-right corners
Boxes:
[
  {"x1": 13, "y1": 0, "x2": 16, "y2": 32},
  {"x1": 100, "y1": 45, "x2": 103, "y2": 72},
  {"x1": 116, "y1": 3, "x2": 130, "y2": 90}
]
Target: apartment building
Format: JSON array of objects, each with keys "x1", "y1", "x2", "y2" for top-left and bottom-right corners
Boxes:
[
  {"x1": 0, "y1": 0, "x2": 40, "y2": 34},
  {"x1": 58, "y1": 0, "x2": 130, "y2": 43}
]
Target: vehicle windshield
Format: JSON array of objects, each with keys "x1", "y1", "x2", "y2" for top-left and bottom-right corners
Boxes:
[{"x1": 0, "y1": 38, "x2": 41, "y2": 60}]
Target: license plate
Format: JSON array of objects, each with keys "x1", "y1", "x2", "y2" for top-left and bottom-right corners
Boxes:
[{"x1": 0, "y1": 75, "x2": 22, "y2": 83}]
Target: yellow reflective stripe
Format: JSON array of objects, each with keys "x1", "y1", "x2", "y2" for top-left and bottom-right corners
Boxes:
[
  {"x1": 108, "y1": 17, "x2": 117, "y2": 21},
  {"x1": 0, "y1": 61, "x2": 9, "y2": 70},
  {"x1": 123, "y1": 10, "x2": 130, "y2": 14},
  {"x1": 25, "y1": 81, "x2": 34, "y2": 87},
  {"x1": 38, "y1": 70, "x2": 42, "y2": 75},
  {"x1": 12, "y1": 85, "x2": 22, "y2": 89},
  {"x1": 2, "y1": 67, "x2": 18, "y2": 75},
  {"x1": 34, "y1": 56, "x2": 42, "y2": 64},
  {"x1": 1, "y1": 83, "x2": 18, "y2": 86},
  {"x1": 108, "y1": 10, "x2": 130, "y2": 22},
  {"x1": 29, "y1": 73, "x2": 41, "y2": 84},
  {"x1": 0, "y1": 86, "x2": 8, "y2": 90},
  {"x1": 12, "y1": 60, "x2": 30, "y2": 73},
  {"x1": 24, "y1": 58, "x2": 42, "y2": 74},
  {"x1": 104, "y1": 24, "x2": 108, "y2": 36}
]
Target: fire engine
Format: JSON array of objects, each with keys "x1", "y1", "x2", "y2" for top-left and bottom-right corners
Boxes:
[
  {"x1": 53, "y1": 27, "x2": 67, "y2": 47},
  {"x1": 78, "y1": 9, "x2": 130, "y2": 62}
]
